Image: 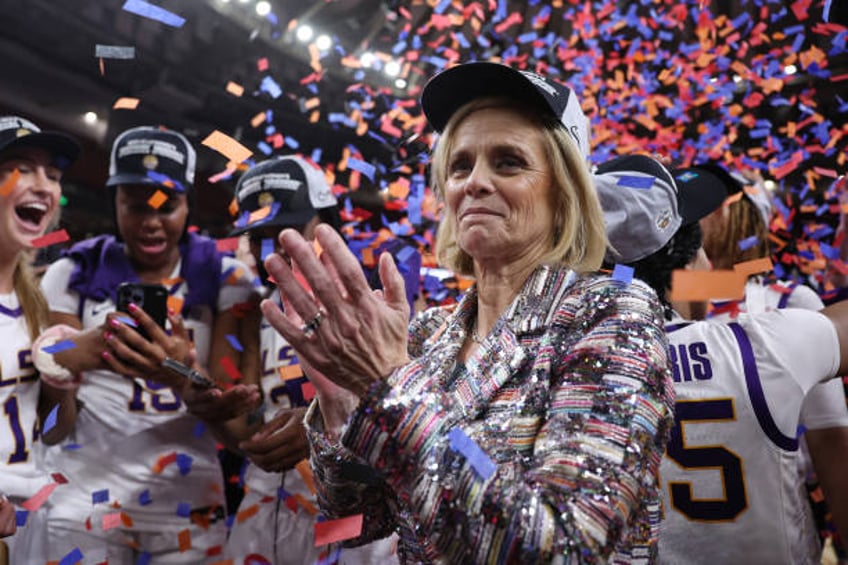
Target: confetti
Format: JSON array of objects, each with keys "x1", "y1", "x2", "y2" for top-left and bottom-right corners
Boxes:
[
  {"x1": 42, "y1": 339, "x2": 75, "y2": 354},
  {"x1": 31, "y1": 229, "x2": 70, "y2": 248},
  {"x1": 121, "y1": 0, "x2": 185, "y2": 28},
  {"x1": 447, "y1": 428, "x2": 496, "y2": 480},
  {"x1": 225, "y1": 334, "x2": 243, "y2": 352},
  {"x1": 113, "y1": 97, "x2": 140, "y2": 110},
  {"x1": 313, "y1": 514, "x2": 363, "y2": 546},
  {"x1": 0, "y1": 168, "x2": 20, "y2": 196},
  {"x1": 669, "y1": 270, "x2": 746, "y2": 301},
  {"x1": 43, "y1": 404, "x2": 59, "y2": 435},
  {"x1": 21, "y1": 483, "x2": 58, "y2": 511},
  {"x1": 201, "y1": 130, "x2": 253, "y2": 164}
]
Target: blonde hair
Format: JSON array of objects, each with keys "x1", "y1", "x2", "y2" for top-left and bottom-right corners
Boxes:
[
  {"x1": 430, "y1": 98, "x2": 606, "y2": 276},
  {"x1": 13, "y1": 252, "x2": 49, "y2": 342},
  {"x1": 702, "y1": 197, "x2": 770, "y2": 270}
]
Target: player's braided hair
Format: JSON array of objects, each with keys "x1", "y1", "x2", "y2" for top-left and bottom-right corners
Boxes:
[
  {"x1": 703, "y1": 198, "x2": 770, "y2": 270},
  {"x1": 629, "y1": 222, "x2": 703, "y2": 320}
]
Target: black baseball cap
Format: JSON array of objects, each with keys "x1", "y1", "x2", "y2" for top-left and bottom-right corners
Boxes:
[
  {"x1": 107, "y1": 126, "x2": 195, "y2": 191},
  {"x1": 0, "y1": 115, "x2": 80, "y2": 169},
  {"x1": 229, "y1": 155, "x2": 338, "y2": 236},
  {"x1": 420, "y1": 62, "x2": 590, "y2": 158}
]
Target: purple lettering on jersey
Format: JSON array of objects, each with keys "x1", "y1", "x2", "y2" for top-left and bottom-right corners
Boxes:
[
  {"x1": 728, "y1": 322, "x2": 798, "y2": 451},
  {"x1": 63, "y1": 233, "x2": 223, "y2": 313}
]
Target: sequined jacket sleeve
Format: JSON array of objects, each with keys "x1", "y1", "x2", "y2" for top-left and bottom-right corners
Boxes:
[{"x1": 308, "y1": 272, "x2": 674, "y2": 562}]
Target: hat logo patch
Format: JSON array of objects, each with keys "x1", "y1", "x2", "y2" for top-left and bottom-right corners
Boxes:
[
  {"x1": 15, "y1": 128, "x2": 32, "y2": 139},
  {"x1": 676, "y1": 171, "x2": 698, "y2": 183},
  {"x1": 142, "y1": 154, "x2": 159, "y2": 171},
  {"x1": 257, "y1": 191, "x2": 274, "y2": 207},
  {"x1": 519, "y1": 71, "x2": 559, "y2": 97},
  {"x1": 656, "y1": 209, "x2": 672, "y2": 230}
]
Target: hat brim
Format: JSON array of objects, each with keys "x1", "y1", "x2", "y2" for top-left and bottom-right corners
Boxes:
[
  {"x1": 228, "y1": 209, "x2": 318, "y2": 237},
  {"x1": 106, "y1": 172, "x2": 189, "y2": 191},
  {"x1": 421, "y1": 62, "x2": 555, "y2": 133},
  {"x1": 4, "y1": 131, "x2": 81, "y2": 166}
]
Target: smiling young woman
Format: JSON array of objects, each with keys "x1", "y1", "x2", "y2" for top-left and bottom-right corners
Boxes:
[{"x1": 0, "y1": 115, "x2": 80, "y2": 563}]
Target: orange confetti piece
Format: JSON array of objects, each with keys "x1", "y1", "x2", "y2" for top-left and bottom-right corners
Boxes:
[
  {"x1": 225, "y1": 81, "x2": 244, "y2": 97},
  {"x1": 148, "y1": 189, "x2": 168, "y2": 210},
  {"x1": 113, "y1": 97, "x2": 140, "y2": 110},
  {"x1": 166, "y1": 295, "x2": 184, "y2": 315},
  {"x1": 250, "y1": 112, "x2": 266, "y2": 128},
  {"x1": 293, "y1": 493, "x2": 318, "y2": 515},
  {"x1": 102, "y1": 512, "x2": 123, "y2": 531},
  {"x1": 669, "y1": 270, "x2": 745, "y2": 301},
  {"x1": 178, "y1": 528, "x2": 192, "y2": 552},
  {"x1": 201, "y1": 130, "x2": 252, "y2": 164},
  {"x1": 0, "y1": 168, "x2": 20, "y2": 196},
  {"x1": 236, "y1": 503, "x2": 259, "y2": 524},
  {"x1": 733, "y1": 257, "x2": 773, "y2": 278},
  {"x1": 278, "y1": 364, "x2": 303, "y2": 381},
  {"x1": 21, "y1": 483, "x2": 59, "y2": 511},
  {"x1": 295, "y1": 459, "x2": 316, "y2": 495},
  {"x1": 247, "y1": 205, "x2": 271, "y2": 224},
  {"x1": 153, "y1": 451, "x2": 178, "y2": 474}
]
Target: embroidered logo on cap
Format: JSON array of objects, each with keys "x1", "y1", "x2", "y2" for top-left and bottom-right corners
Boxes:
[
  {"x1": 142, "y1": 154, "x2": 159, "y2": 171},
  {"x1": 656, "y1": 209, "x2": 672, "y2": 230},
  {"x1": 15, "y1": 128, "x2": 32, "y2": 138},
  {"x1": 257, "y1": 192, "x2": 274, "y2": 207}
]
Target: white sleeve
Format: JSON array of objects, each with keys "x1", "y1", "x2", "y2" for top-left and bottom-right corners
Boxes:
[
  {"x1": 39, "y1": 257, "x2": 81, "y2": 316},
  {"x1": 742, "y1": 309, "x2": 840, "y2": 395},
  {"x1": 217, "y1": 256, "x2": 258, "y2": 312},
  {"x1": 786, "y1": 284, "x2": 825, "y2": 312},
  {"x1": 800, "y1": 378, "x2": 848, "y2": 430}
]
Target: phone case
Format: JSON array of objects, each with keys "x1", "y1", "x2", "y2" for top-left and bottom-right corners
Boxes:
[{"x1": 116, "y1": 282, "x2": 168, "y2": 339}]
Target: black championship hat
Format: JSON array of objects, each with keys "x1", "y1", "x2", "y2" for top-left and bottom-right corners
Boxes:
[
  {"x1": 106, "y1": 126, "x2": 196, "y2": 191},
  {"x1": 229, "y1": 155, "x2": 338, "y2": 236},
  {"x1": 0, "y1": 115, "x2": 80, "y2": 169}
]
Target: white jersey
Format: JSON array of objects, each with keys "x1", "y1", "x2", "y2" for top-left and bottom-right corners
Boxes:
[
  {"x1": 40, "y1": 252, "x2": 255, "y2": 563},
  {"x1": 659, "y1": 309, "x2": 840, "y2": 564},
  {"x1": 0, "y1": 292, "x2": 44, "y2": 500},
  {"x1": 709, "y1": 278, "x2": 848, "y2": 431}
]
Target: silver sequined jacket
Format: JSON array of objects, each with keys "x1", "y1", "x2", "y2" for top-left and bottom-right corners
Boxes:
[{"x1": 305, "y1": 265, "x2": 674, "y2": 564}]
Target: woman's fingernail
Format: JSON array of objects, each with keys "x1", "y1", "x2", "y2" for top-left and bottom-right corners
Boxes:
[
  {"x1": 109, "y1": 318, "x2": 121, "y2": 329},
  {"x1": 128, "y1": 303, "x2": 139, "y2": 313},
  {"x1": 101, "y1": 350, "x2": 111, "y2": 360},
  {"x1": 167, "y1": 307, "x2": 175, "y2": 316},
  {"x1": 103, "y1": 331, "x2": 113, "y2": 341}
]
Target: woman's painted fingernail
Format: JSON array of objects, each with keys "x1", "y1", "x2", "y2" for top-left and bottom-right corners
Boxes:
[
  {"x1": 101, "y1": 350, "x2": 111, "y2": 360},
  {"x1": 109, "y1": 318, "x2": 121, "y2": 329},
  {"x1": 127, "y1": 303, "x2": 139, "y2": 313},
  {"x1": 103, "y1": 331, "x2": 113, "y2": 341}
]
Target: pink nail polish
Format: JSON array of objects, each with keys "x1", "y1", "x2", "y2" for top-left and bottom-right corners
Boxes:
[
  {"x1": 101, "y1": 350, "x2": 111, "y2": 360},
  {"x1": 127, "y1": 303, "x2": 139, "y2": 313},
  {"x1": 109, "y1": 318, "x2": 121, "y2": 329},
  {"x1": 103, "y1": 331, "x2": 113, "y2": 341}
]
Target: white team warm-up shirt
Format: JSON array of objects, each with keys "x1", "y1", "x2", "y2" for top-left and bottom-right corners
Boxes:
[
  {"x1": 0, "y1": 292, "x2": 45, "y2": 500},
  {"x1": 659, "y1": 309, "x2": 840, "y2": 565},
  {"x1": 40, "y1": 255, "x2": 254, "y2": 529}
]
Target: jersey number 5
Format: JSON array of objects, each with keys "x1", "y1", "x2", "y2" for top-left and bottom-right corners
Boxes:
[{"x1": 666, "y1": 398, "x2": 748, "y2": 521}]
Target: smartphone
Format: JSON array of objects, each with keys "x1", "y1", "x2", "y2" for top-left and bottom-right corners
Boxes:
[{"x1": 116, "y1": 282, "x2": 168, "y2": 340}]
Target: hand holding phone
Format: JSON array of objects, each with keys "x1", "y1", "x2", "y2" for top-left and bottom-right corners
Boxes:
[{"x1": 116, "y1": 282, "x2": 167, "y2": 340}]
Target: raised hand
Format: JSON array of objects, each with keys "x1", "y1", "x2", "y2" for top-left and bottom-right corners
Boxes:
[{"x1": 260, "y1": 224, "x2": 410, "y2": 398}]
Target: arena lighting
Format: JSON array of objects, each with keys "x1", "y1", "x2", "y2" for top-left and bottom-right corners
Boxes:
[
  {"x1": 83, "y1": 111, "x2": 98, "y2": 125},
  {"x1": 784, "y1": 64, "x2": 798, "y2": 75},
  {"x1": 315, "y1": 34, "x2": 332, "y2": 50},
  {"x1": 384, "y1": 60, "x2": 401, "y2": 77},
  {"x1": 394, "y1": 78, "x2": 407, "y2": 89},
  {"x1": 255, "y1": 1, "x2": 271, "y2": 16},
  {"x1": 238, "y1": 0, "x2": 251, "y2": 4},
  {"x1": 296, "y1": 24, "x2": 314, "y2": 42},
  {"x1": 763, "y1": 179, "x2": 777, "y2": 191},
  {"x1": 732, "y1": 74, "x2": 742, "y2": 83},
  {"x1": 359, "y1": 51, "x2": 376, "y2": 67}
]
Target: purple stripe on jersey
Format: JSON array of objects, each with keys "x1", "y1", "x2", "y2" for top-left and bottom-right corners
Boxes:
[
  {"x1": 728, "y1": 322, "x2": 798, "y2": 451},
  {"x1": 0, "y1": 303, "x2": 23, "y2": 319},
  {"x1": 665, "y1": 322, "x2": 694, "y2": 333},
  {"x1": 776, "y1": 283, "x2": 798, "y2": 309}
]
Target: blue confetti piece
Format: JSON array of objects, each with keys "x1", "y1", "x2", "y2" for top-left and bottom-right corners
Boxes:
[
  {"x1": 260, "y1": 76, "x2": 282, "y2": 99},
  {"x1": 59, "y1": 547, "x2": 84, "y2": 565},
  {"x1": 92, "y1": 489, "x2": 109, "y2": 504},
  {"x1": 176, "y1": 501, "x2": 191, "y2": 518},
  {"x1": 447, "y1": 428, "x2": 496, "y2": 480},
  {"x1": 257, "y1": 141, "x2": 272, "y2": 156},
  {"x1": 63, "y1": 443, "x2": 82, "y2": 450},
  {"x1": 43, "y1": 404, "x2": 59, "y2": 435},
  {"x1": 15, "y1": 510, "x2": 28, "y2": 527},
  {"x1": 310, "y1": 148, "x2": 322, "y2": 163},
  {"x1": 122, "y1": 0, "x2": 185, "y2": 27},
  {"x1": 612, "y1": 264, "x2": 634, "y2": 285},
  {"x1": 42, "y1": 339, "x2": 75, "y2": 354},
  {"x1": 738, "y1": 235, "x2": 759, "y2": 251},
  {"x1": 347, "y1": 157, "x2": 376, "y2": 182},
  {"x1": 820, "y1": 243, "x2": 840, "y2": 260},
  {"x1": 285, "y1": 136, "x2": 300, "y2": 150},
  {"x1": 138, "y1": 489, "x2": 152, "y2": 506},
  {"x1": 225, "y1": 513, "x2": 236, "y2": 528},
  {"x1": 260, "y1": 238, "x2": 274, "y2": 262},
  {"x1": 616, "y1": 175, "x2": 655, "y2": 189},
  {"x1": 176, "y1": 453, "x2": 193, "y2": 476},
  {"x1": 135, "y1": 551, "x2": 152, "y2": 565},
  {"x1": 225, "y1": 334, "x2": 243, "y2": 352}
]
